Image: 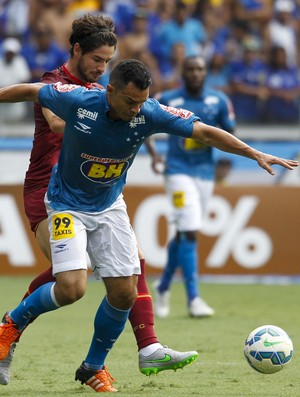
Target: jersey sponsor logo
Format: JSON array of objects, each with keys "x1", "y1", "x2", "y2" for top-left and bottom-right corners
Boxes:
[
  {"x1": 75, "y1": 122, "x2": 92, "y2": 134},
  {"x1": 81, "y1": 160, "x2": 129, "y2": 184},
  {"x1": 129, "y1": 115, "x2": 146, "y2": 128},
  {"x1": 77, "y1": 107, "x2": 98, "y2": 121},
  {"x1": 52, "y1": 213, "x2": 75, "y2": 240},
  {"x1": 81, "y1": 153, "x2": 132, "y2": 163},
  {"x1": 160, "y1": 104, "x2": 193, "y2": 119},
  {"x1": 53, "y1": 82, "x2": 78, "y2": 92}
]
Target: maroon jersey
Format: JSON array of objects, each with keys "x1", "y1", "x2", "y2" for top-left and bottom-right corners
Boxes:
[{"x1": 23, "y1": 64, "x2": 102, "y2": 231}]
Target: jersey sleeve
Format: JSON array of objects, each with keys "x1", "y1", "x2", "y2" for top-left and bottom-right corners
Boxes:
[
  {"x1": 38, "y1": 82, "x2": 84, "y2": 121},
  {"x1": 148, "y1": 98, "x2": 200, "y2": 138}
]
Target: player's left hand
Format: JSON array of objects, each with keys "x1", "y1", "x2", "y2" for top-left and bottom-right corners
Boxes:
[{"x1": 256, "y1": 153, "x2": 298, "y2": 175}]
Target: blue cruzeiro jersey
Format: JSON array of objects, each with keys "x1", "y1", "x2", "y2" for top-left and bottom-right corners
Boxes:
[
  {"x1": 38, "y1": 83, "x2": 200, "y2": 212},
  {"x1": 158, "y1": 86, "x2": 236, "y2": 179}
]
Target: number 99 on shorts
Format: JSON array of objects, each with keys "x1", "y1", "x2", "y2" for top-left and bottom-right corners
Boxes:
[{"x1": 52, "y1": 213, "x2": 75, "y2": 240}]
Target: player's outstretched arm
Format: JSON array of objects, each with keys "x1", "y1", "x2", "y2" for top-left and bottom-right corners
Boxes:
[
  {"x1": 0, "y1": 83, "x2": 45, "y2": 103},
  {"x1": 192, "y1": 122, "x2": 298, "y2": 175}
]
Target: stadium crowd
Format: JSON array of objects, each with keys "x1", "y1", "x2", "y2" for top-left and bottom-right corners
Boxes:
[{"x1": 1, "y1": 0, "x2": 300, "y2": 125}]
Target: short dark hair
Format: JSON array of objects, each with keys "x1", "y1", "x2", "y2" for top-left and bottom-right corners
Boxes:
[
  {"x1": 109, "y1": 59, "x2": 152, "y2": 90},
  {"x1": 183, "y1": 55, "x2": 206, "y2": 68},
  {"x1": 69, "y1": 14, "x2": 117, "y2": 55}
]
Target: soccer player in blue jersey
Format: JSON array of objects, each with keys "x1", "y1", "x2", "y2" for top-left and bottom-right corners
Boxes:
[
  {"x1": 0, "y1": 59, "x2": 298, "y2": 393},
  {"x1": 0, "y1": 15, "x2": 198, "y2": 388},
  {"x1": 146, "y1": 55, "x2": 236, "y2": 318}
]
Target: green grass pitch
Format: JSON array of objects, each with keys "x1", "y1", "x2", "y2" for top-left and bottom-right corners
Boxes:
[{"x1": 0, "y1": 276, "x2": 299, "y2": 396}]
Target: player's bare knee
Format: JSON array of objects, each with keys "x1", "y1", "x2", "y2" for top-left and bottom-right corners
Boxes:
[
  {"x1": 126, "y1": 285, "x2": 138, "y2": 307},
  {"x1": 67, "y1": 285, "x2": 85, "y2": 303},
  {"x1": 54, "y1": 275, "x2": 86, "y2": 305},
  {"x1": 55, "y1": 284, "x2": 85, "y2": 305},
  {"x1": 107, "y1": 285, "x2": 137, "y2": 310}
]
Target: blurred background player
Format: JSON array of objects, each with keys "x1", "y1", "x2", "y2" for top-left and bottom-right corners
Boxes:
[
  {"x1": 0, "y1": 14, "x2": 198, "y2": 387},
  {"x1": 146, "y1": 55, "x2": 236, "y2": 318}
]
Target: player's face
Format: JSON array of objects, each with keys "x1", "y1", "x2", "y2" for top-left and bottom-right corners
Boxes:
[
  {"x1": 182, "y1": 58, "x2": 207, "y2": 92},
  {"x1": 75, "y1": 44, "x2": 115, "y2": 83},
  {"x1": 106, "y1": 82, "x2": 149, "y2": 121}
]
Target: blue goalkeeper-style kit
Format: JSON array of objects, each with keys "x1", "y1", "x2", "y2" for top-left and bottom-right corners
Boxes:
[{"x1": 38, "y1": 83, "x2": 199, "y2": 212}]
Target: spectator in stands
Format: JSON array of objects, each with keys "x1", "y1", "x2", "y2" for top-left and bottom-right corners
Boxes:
[
  {"x1": 147, "y1": 0, "x2": 175, "y2": 49},
  {"x1": 117, "y1": 7, "x2": 151, "y2": 60},
  {"x1": 293, "y1": 0, "x2": 300, "y2": 26},
  {"x1": 264, "y1": 45, "x2": 300, "y2": 123},
  {"x1": 21, "y1": 22, "x2": 69, "y2": 83},
  {"x1": 157, "y1": 41, "x2": 186, "y2": 91},
  {"x1": 140, "y1": 41, "x2": 186, "y2": 94},
  {"x1": 0, "y1": 37, "x2": 31, "y2": 123},
  {"x1": 224, "y1": 19, "x2": 255, "y2": 62},
  {"x1": 148, "y1": 0, "x2": 175, "y2": 29},
  {"x1": 228, "y1": 35, "x2": 268, "y2": 123},
  {"x1": 232, "y1": 0, "x2": 272, "y2": 37},
  {"x1": 196, "y1": 0, "x2": 232, "y2": 63},
  {"x1": 150, "y1": 0, "x2": 206, "y2": 80},
  {"x1": 28, "y1": 0, "x2": 74, "y2": 50},
  {"x1": 263, "y1": 0, "x2": 298, "y2": 67},
  {"x1": 205, "y1": 51, "x2": 231, "y2": 95},
  {"x1": 0, "y1": 0, "x2": 29, "y2": 40},
  {"x1": 115, "y1": 7, "x2": 163, "y2": 94},
  {"x1": 103, "y1": 0, "x2": 137, "y2": 36}
]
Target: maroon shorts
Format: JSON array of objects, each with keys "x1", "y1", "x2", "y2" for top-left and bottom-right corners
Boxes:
[{"x1": 24, "y1": 187, "x2": 48, "y2": 232}]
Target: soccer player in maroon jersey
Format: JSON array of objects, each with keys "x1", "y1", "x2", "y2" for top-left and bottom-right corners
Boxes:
[{"x1": 0, "y1": 14, "x2": 198, "y2": 390}]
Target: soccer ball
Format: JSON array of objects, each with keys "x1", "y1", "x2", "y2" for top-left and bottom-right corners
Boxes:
[{"x1": 244, "y1": 325, "x2": 293, "y2": 374}]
